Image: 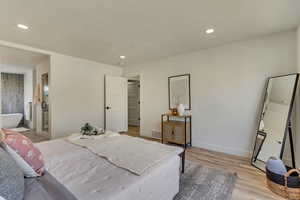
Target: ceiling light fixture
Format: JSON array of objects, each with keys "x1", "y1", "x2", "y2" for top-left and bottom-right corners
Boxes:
[
  {"x1": 205, "y1": 28, "x2": 214, "y2": 34},
  {"x1": 120, "y1": 55, "x2": 126, "y2": 59},
  {"x1": 17, "y1": 24, "x2": 29, "y2": 30}
]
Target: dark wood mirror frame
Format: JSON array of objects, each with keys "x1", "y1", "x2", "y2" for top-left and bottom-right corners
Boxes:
[
  {"x1": 168, "y1": 74, "x2": 191, "y2": 110},
  {"x1": 251, "y1": 73, "x2": 299, "y2": 172}
]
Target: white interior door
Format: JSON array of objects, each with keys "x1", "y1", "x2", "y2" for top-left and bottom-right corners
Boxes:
[{"x1": 105, "y1": 76, "x2": 128, "y2": 132}]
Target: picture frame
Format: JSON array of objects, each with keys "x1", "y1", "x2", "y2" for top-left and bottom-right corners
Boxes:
[{"x1": 168, "y1": 74, "x2": 191, "y2": 110}]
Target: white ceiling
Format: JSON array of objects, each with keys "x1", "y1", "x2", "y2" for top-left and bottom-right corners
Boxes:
[
  {"x1": 0, "y1": 45, "x2": 48, "y2": 68},
  {"x1": 0, "y1": 0, "x2": 300, "y2": 66}
]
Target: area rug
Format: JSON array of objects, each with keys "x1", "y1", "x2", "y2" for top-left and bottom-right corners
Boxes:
[{"x1": 174, "y1": 161, "x2": 237, "y2": 200}]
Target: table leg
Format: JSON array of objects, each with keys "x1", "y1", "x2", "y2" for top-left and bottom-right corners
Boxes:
[
  {"x1": 180, "y1": 150, "x2": 185, "y2": 173},
  {"x1": 161, "y1": 115, "x2": 164, "y2": 144},
  {"x1": 184, "y1": 117, "x2": 187, "y2": 149},
  {"x1": 190, "y1": 116, "x2": 192, "y2": 147}
]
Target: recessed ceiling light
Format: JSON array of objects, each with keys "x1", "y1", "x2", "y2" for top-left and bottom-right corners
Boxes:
[
  {"x1": 17, "y1": 24, "x2": 29, "y2": 30},
  {"x1": 120, "y1": 55, "x2": 126, "y2": 59},
  {"x1": 205, "y1": 28, "x2": 214, "y2": 34}
]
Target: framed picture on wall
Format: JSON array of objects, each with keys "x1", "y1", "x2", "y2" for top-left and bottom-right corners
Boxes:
[{"x1": 168, "y1": 74, "x2": 191, "y2": 110}]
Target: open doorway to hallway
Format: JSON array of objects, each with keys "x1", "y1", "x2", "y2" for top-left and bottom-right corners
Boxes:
[
  {"x1": 0, "y1": 45, "x2": 50, "y2": 142},
  {"x1": 127, "y1": 76, "x2": 140, "y2": 137}
]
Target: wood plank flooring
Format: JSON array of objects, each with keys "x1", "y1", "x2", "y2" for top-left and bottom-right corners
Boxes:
[
  {"x1": 187, "y1": 147, "x2": 284, "y2": 200},
  {"x1": 126, "y1": 126, "x2": 284, "y2": 200},
  {"x1": 22, "y1": 130, "x2": 49, "y2": 143}
]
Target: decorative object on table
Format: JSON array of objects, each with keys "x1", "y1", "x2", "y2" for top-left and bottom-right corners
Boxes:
[
  {"x1": 161, "y1": 113, "x2": 192, "y2": 148},
  {"x1": 170, "y1": 108, "x2": 178, "y2": 116},
  {"x1": 174, "y1": 160, "x2": 237, "y2": 200},
  {"x1": 168, "y1": 74, "x2": 191, "y2": 110},
  {"x1": 251, "y1": 73, "x2": 299, "y2": 172},
  {"x1": 177, "y1": 104, "x2": 185, "y2": 116},
  {"x1": 266, "y1": 166, "x2": 300, "y2": 200}
]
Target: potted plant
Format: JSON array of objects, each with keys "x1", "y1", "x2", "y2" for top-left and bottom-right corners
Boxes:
[{"x1": 81, "y1": 123, "x2": 94, "y2": 135}]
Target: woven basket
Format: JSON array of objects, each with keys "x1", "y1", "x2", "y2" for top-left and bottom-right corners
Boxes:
[{"x1": 266, "y1": 169, "x2": 300, "y2": 200}]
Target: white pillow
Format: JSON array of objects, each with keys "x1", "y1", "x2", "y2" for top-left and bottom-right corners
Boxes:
[{"x1": 1, "y1": 143, "x2": 38, "y2": 177}]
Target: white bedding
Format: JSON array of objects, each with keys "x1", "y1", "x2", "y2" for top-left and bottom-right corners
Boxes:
[
  {"x1": 68, "y1": 134, "x2": 182, "y2": 175},
  {"x1": 36, "y1": 138, "x2": 181, "y2": 200}
]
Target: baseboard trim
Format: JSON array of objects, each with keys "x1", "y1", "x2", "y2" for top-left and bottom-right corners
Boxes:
[
  {"x1": 192, "y1": 141, "x2": 251, "y2": 157},
  {"x1": 141, "y1": 132, "x2": 251, "y2": 157}
]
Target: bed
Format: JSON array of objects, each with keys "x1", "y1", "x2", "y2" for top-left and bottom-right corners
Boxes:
[{"x1": 33, "y1": 134, "x2": 183, "y2": 200}]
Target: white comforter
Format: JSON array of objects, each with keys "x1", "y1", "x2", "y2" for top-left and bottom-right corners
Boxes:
[
  {"x1": 67, "y1": 133, "x2": 182, "y2": 175},
  {"x1": 36, "y1": 136, "x2": 182, "y2": 200}
]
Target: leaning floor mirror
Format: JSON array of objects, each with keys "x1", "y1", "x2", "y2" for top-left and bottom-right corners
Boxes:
[{"x1": 251, "y1": 73, "x2": 299, "y2": 171}]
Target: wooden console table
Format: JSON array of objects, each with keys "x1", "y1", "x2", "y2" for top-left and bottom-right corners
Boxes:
[
  {"x1": 161, "y1": 113, "x2": 192, "y2": 148},
  {"x1": 161, "y1": 114, "x2": 192, "y2": 173}
]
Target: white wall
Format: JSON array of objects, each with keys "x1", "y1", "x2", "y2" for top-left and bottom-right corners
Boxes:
[
  {"x1": 0, "y1": 40, "x2": 123, "y2": 139},
  {"x1": 50, "y1": 54, "x2": 122, "y2": 138},
  {"x1": 24, "y1": 70, "x2": 33, "y2": 128},
  {"x1": 124, "y1": 31, "x2": 297, "y2": 156},
  {"x1": 0, "y1": 64, "x2": 34, "y2": 128}
]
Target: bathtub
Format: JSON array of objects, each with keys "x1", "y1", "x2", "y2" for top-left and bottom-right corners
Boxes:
[{"x1": 1, "y1": 113, "x2": 23, "y2": 128}]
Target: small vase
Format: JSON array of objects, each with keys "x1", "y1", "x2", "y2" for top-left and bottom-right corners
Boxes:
[{"x1": 177, "y1": 104, "x2": 185, "y2": 116}]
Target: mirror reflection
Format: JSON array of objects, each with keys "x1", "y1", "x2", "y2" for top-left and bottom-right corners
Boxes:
[{"x1": 252, "y1": 74, "x2": 298, "y2": 171}]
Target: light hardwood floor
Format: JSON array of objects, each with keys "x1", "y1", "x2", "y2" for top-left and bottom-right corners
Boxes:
[
  {"x1": 126, "y1": 126, "x2": 140, "y2": 137},
  {"x1": 22, "y1": 130, "x2": 49, "y2": 143},
  {"x1": 187, "y1": 147, "x2": 284, "y2": 200},
  {"x1": 126, "y1": 126, "x2": 284, "y2": 200}
]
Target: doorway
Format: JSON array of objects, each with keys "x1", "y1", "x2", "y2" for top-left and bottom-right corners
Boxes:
[
  {"x1": 127, "y1": 76, "x2": 140, "y2": 136},
  {"x1": 0, "y1": 45, "x2": 50, "y2": 141},
  {"x1": 105, "y1": 75, "x2": 128, "y2": 132},
  {"x1": 41, "y1": 73, "x2": 49, "y2": 132}
]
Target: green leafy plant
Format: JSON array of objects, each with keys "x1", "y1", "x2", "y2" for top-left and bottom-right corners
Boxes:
[
  {"x1": 81, "y1": 123, "x2": 94, "y2": 135},
  {"x1": 80, "y1": 123, "x2": 105, "y2": 136}
]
